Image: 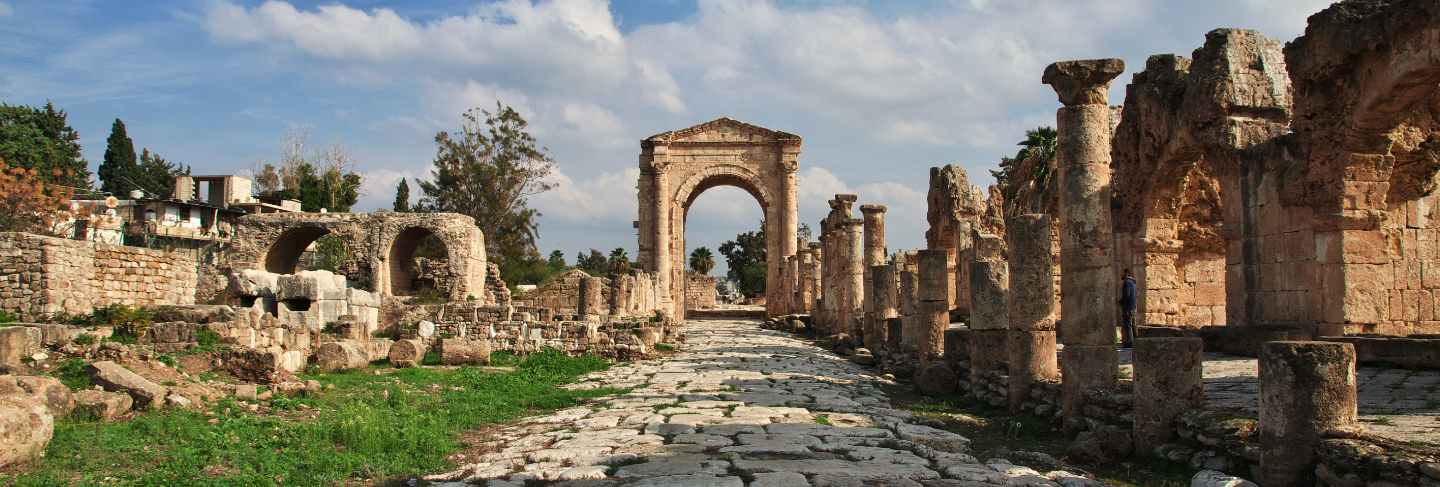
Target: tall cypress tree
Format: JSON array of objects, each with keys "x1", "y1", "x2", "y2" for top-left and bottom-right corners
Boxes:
[
  {"x1": 98, "y1": 118, "x2": 137, "y2": 196},
  {"x1": 393, "y1": 178, "x2": 411, "y2": 212}
]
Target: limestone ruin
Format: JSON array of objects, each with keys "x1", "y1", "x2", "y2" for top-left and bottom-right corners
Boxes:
[{"x1": 3, "y1": 1, "x2": 1440, "y2": 485}]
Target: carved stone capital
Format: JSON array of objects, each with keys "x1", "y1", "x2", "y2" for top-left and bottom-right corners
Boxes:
[{"x1": 1043, "y1": 58, "x2": 1125, "y2": 106}]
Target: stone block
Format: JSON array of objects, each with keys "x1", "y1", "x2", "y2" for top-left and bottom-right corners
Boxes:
[
  {"x1": 314, "y1": 340, "x2": 368, "y2": 372},
  {"x1": 439, "y1": 338, "x2": 492, "y2": 366},
  {"x1": 1059, "y1": 266, "x2": 1117, "y2": 346},
  {"x1": 276, "y1": 270, "x2": 346, "y2": 301},
  {"x1": 968, "y1": 260, "x2": 1009, "y2": 330},
  {"x1": 1060, "y1": 344, "x2": 1117, "y2": 431},
  {"x1": 0, "y1": 375, "x2": 73, "y2": 418},
  {"x1": 1259, "y1": 342, "x2": 1356, "y2": 487},
  {"x1": 73, "y1": 389, "x2": 132, "y2": 421},
  {"x1": 0, "y1": 394, "x2": 53, "y2": 468},
  {"x1": 1007, "y1": 329, "x2": 1057, "y2": 413},
  {"x1": 388, "y1": 339, "x2": 428, "y2": 368},
  {"x1": 0, "y1": 326, "x2": 41, "y2": 368},
  {"x1": 967, "y1": 329, "x2": 1007, "y2": 376},
  {"x1": 1133, "y1": 337, "x2": 1202, "y2": 455},
  {"x1": 87, "y1": 361, "x2": 167, "y2": 410}
]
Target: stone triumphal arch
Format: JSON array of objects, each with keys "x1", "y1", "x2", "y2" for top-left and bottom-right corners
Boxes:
[{"x1": 637, "y1": 118, "x2": 801, "y2": 318}]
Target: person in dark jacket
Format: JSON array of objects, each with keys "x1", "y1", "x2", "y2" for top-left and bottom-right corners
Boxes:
[{"x1": 1119, "y1": 268, "x2": 1138, "y2": 348}]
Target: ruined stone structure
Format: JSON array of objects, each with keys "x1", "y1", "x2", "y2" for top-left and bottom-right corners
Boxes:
[
  {"x1": 637, "y1": 118, "x2": 800, "y2": 319},
  {"x1": 683, "y1": 272, "x2": 718, "y2": 311},
  {"x1": 0, "y1": 232, "x2": 199, "y2": 319},
  {"x1": 228, "y1": 212, "x2": 488, "y2": 302},
  {"x1": 925, "y1": 166, "x2": 987, "y2": 315},
  {"x1": 1046, "y1": 57, "x2": 1126, "y2": 431},
  {"x1": 513, "y1": 269, "x2": 663, "y2": 319}
]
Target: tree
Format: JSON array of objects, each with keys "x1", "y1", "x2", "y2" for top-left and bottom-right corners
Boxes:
[
  {"x1": 134, "y1": 148, "x2": 189, "y2": 199},
  {"x1": 0, "y1": 158, "x2": 73, "y2": 234},
  {"x1": 689, "y1": 247, "x2": 716, "y2": 275},
  {"x1": 255, "y1": 129, "x2": 362, "y2": 212},
  {"x1": 992, "y1": 126, "x2": 1058, "y2": 215},
  {"x1": 797, "y1": 223, "x2": 813, "y2": 243},
  {"x1": 547, "y1": 250, "x2": 566, "y2": 270},
  {"x1": 416, "y1": 102, "x2": 556, "y2": 278},
  {"x1": 97, "y1": 119, "x2": 137, "y2": 196},
  {"x1": 575, "y1": 249, "x2": 608, "y2": 276},
  {"x1": 608, "y1": 247, "x2": 631, "y2": 276},
  {"x1": 253, "y1": 163, "x2": 281, "y2": 194},
  {"x1": 0, "y1": 102, "x2": 90, "y2": 188},
  {"x1": 719, "y1": 224, "x2": 767, "y2": 297},
  {"x1": 393, "y1": 178, "x2": 411, "y2": 212}
]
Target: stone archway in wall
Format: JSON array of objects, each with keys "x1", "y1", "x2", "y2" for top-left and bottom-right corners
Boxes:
[
  {"x1": 637, "y1": 118, "x2": 801, "y2": 319},
  {"x1": 234, "y1": 212, "x2": 488, "y2": 301}
]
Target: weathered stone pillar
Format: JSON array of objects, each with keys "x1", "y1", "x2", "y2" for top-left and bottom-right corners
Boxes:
[
  {"x1": 578, "y1": 276, "x2": 606, "y2": 317},
  {"x1": 610, "y1": 274, "x2": 634, "y2": 317},
  {"x1": 861, "y1": 205, "x2": 888, "y2": 350},
  {"x1": 1044, "y1": 58, "x2": 1124, "y2": 430},
  {"x1": 898, "y1": 256, "x2": 921, "y2": 353},
  {"x1": 649, "y1": 163, "x2": 674, "y2": 318},
  {"x1": 841, "y1": 217, "x2": 865, "y2": 338},
  {"x1": 1259, "y1": 341, "x2": 1357, "y2": 487},
  {"x1": 768, "y1": 153, "x2": 800, "y2": 317},
  {"x1": 810, "y1": 242, "x2": 824, "y2": 321},
  {"x1": 1133, "y1": 337, "x2": 1203, "y2": 455},
  {"x1": 968, "y1": 232, "x2": 1009, "y2": 387},
  {"x1": 870, "y1": 263, "x2": 899, "y2": 352},
  {"x1": 1006, "y1": 214, "x2": 1059, "y2": 413},
  {"x1": 916, "y1": 249, "x2": 952, "y2": 364}
]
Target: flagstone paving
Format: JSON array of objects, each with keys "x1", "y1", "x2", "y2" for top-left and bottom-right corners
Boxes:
[{"x1": 426, "y1": 318, "x2": 1109, "y2": 487}]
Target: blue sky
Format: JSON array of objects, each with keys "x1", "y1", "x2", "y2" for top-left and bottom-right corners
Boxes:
[{"x1": 1, "y1": 0, "x2": 1333, "y2": 278}]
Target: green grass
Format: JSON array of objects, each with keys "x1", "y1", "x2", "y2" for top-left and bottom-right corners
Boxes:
[
  {"x1": 814, "y1": 414, "x2": 831, "y2": 425},
  {"x1": 4, "y1": 349, "x2": 621, "y2": 486},
  {"x1": 51, "y1": 358, "x2": 93, "y2": 390}
]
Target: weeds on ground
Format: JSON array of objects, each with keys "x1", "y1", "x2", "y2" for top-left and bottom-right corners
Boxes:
[
  {"x1": 4, "y1": 349, "x2": 622, "y2": 486},
  {"x1": 899, "y1": 394, "x2": 1192, "y2": 487}
]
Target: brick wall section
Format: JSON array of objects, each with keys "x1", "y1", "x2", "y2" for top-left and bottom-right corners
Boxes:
[
  {"x1": 685, "y1": 272, "x2": 718, "y2": 310},
  {"x1": 0, "y1": 232, "x2": 197, "y2": 318}
]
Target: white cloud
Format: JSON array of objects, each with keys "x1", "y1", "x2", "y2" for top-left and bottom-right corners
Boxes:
[{"x1": 532, "y1": 167, "x2": 639, "y2": 222}]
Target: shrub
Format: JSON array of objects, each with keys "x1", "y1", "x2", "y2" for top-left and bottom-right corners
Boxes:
[
  {"x1": 53, "y1": 358, "x2": 92, "y2": 390},
  {"x1": 91, "y1": 304, "x2": 154, "y2": 341},
  {"x1": 0, "y1": 309, "x2": 15, "y2": 324},
  {"x1": 72, "y1": 334, "x2": 96, "y2": 346}
]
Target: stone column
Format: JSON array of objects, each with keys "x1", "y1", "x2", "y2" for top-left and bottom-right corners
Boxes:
[
  {"x1": 842, "y1": 218, "x2": 865, "y2": 338},
  {"x1": 1044, "y1": 58, "x2": 1124, "y2": 430},
  {"x1": 1006, "y1": 214, "x2": 1059, "y2": 413},
  {"x1": 810, "y1": 242, "x2": 824, "y2": 322},
  {"x1": 870, "y1": 263, "x2": 899, "y2": 352},
  {"x1": 769, "y1": 155, "x2": 799, "y2": 317},
  {"x1": 861, "y1": 205, "x2": 888, "y2": 350},
  {"x1": 1133, "y1": 337, "x2": 1203, "y2": 455},
  {"x1": 578, "y1": 276, "x2": 606, "y2": 317},
  {"x1": 1259, "y1": 341, "x2": 1357, "y2": 487},
  {"x1": 916, "y1": 249, "x2": 952, "y2": 364},
  {"x1": 953, "y1": 221, "x2": 975, "y2": 317},
  {"x1": 898, "y1": 257, "x2": 921, "y2": 353},
  {"x1": 649, "y1": 164, "x2": 674, "y2": 318},
  {"x1": 968, "y1": 232, "x2": 1009, "y2": 388}
]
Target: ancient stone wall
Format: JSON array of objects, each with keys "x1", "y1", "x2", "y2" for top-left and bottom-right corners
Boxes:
[
  {"x1": 0, "y1": 232, "x2": 199, "y2": 319},
  {"x1": 513, "y1": 269, "x2": 665, "y2": 319},
  {"x1": 229, "y1": 212, "x2": 487, "y2": 302},
  {"x1": 684, "y1": 272, "x2": 717, "y2": 310}
]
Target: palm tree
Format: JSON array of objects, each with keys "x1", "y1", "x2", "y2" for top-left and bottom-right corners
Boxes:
[
  {"x1": 689, "y1": 247, "x2": 716, "y2": 275},
  {"x1": 608, "y1": 247, "x2": 631, "y2": 275},
  {"x1": 993, "y1": 126, "x2": 1058, "y2": 216}
]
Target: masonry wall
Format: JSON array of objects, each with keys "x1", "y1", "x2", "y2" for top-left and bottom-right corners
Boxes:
[
  {"x1": 685, "y1": 272, "x2": 718, "y2": 310},
  {"x1": 0, "y1": 232, "x2": 198, "y2": 318}
]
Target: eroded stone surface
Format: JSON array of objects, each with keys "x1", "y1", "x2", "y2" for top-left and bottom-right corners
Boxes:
[{"x1": 427, "y1": 318, "x2": 1107, "y2": 486}]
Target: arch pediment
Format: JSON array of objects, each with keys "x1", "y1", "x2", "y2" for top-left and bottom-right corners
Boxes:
[{"x1": 645, "y1": 117, "x2": 801, "y2": 145}]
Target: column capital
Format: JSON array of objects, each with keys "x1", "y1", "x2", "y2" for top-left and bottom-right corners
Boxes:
[
  {"x1": 1043, "y1": 58, "x2": 1125, "y2": 106},
  {"x1": 860, "y1": 204, "x2": 888, "y2": 215}
]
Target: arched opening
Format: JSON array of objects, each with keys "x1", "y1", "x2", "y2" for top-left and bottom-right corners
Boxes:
[
  {"x1": 264, "y1": 226, "x2": 332, "y2": 274},
  {"x1": 678, "y1": 180, "x2": 767, "y2": 311},
  {"x1": 388, "y1": 226, "x2": 452, "y2": 299},
  {"x1": 1139, "y1": 161, "x2": 1227, "y2": 328}
]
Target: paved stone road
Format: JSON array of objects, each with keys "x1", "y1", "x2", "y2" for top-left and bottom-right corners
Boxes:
[{"x1": 428, "y1": 318, "x2": 1106, "y2": 487}]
